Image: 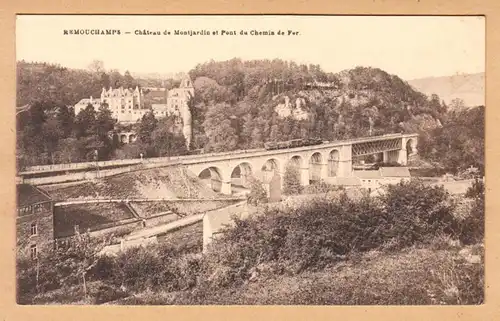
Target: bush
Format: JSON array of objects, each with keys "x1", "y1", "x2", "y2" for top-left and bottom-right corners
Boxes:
[
  {"x1": 379, "y1": 180, "x2": 456, "y2": 249},
  {"x1": 456, "y1": 196, "x2": 484, "y2": 245},
  {"x1": 92, "y1": 242, "x2": 202, "y2": 295},
  {"x1": 465, "y1": 178, "x2": 484, "y2": 199}
]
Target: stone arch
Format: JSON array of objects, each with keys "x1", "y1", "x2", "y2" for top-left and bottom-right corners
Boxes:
[
  {"x1": 261, "y1": 158, "x2": 282, "y2": 202},
  {"x1": 231, "y1": 162, "x2": 254, "y2": 189},
  {"x1": 129, "y1": 134, "x2": 137, "y2": 143},
  {"x1": 198, "y1": 166, "x2": 224, "y2": 193},
  {"x1": 285, "y1": 155, "x2": 305, "y2": 187},
  {"x1": 120, "y1": 134, "x2": 128, "y2": 143},
  {"x1": 309, "y1": 152, "x2": 323, "y2": 182},
  {"x1": 406, "y1": 138, "x2": 417, "y2": 157},
  {"x1": 261, "y1": 158, "x2": 281, "y2": 182},
  {"x1": 288, "y1": 155, "x2": 304, "y2": 169},
  {"x1": 328, "y1": 149, "x2": 340, "y2": 177}
]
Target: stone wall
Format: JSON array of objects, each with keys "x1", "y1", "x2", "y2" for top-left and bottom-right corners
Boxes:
[{"x1": 202, "y1": 201, "x2": 249, "y2": 253}]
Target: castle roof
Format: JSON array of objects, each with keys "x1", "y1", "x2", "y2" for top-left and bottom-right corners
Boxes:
[
  {"x1": 102, "y1": 86, "x2": 141, "y2": 98},
  {"x1": 179, "y1": 74, "x2": 193, "y2": 88}
]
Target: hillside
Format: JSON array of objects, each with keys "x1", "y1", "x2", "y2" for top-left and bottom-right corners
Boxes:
[
  {"x1": 189, "y1": 61, "x2": 447, "y2": 152},
  {"x1": 407, "y1": 72, "x2": 484, "y2": 108},
  {"x1": 17, "y1": 59, "x2": 466, "y2": 168}
]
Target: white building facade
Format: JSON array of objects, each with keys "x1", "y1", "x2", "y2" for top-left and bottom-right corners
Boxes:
[{"x1": 73, "y1": 75, "x2": 195, "y2": 149}]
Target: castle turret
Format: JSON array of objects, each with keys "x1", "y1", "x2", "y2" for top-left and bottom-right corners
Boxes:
[{"x1": 181, "y1": 101, "x2": 192, "y2": 150}]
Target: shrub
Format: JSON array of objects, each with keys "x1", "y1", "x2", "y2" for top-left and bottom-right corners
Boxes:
[
  {"x1": 378, "y1": 180, "x2": 456, "y2": 249},
  {"x1": 465, "y1": 178, "x2": 484, "y2": 199},
  {"x1": 456, "y1": 195, "x2": 484, "y2": 245}
]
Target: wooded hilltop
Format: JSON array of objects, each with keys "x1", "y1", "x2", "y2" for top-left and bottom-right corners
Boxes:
[{"x1": 16, "y1": 59, "x2": 484, "y2": 173}]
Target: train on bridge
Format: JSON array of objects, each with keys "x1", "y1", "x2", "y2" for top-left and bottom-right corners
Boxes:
[{"x1": 264, "y1": 138, "x2": 324, "y2": 151}]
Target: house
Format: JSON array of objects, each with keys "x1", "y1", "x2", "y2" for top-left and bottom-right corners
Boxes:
[
  {"x1": 326, "y1": 176, "x2": 362, "y2": 189},
  {"x1": 353, "y1": 170, "x2": 383, "y2": 193},
  {"x1": 353, "y1": 167, "x2": 411, "y2": 193},
  {"x1": 378, "y1": 167, "x2": 412, "y2": 184},
  {"x1": 16, "y1": 184, "x2": 55, "y2": 260}
]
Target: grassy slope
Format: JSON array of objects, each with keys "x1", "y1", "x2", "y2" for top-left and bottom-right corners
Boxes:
[
  {"x1": 114, "y1": 243, "x2": 483, "y2": 305},
  {"x1": 41, "y1": 166, "x2": 223, "y2": 200}
]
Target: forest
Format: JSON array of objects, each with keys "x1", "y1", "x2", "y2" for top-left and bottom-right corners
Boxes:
[{"x1": 16, "y1": 59, "x2": 484, "y2": 173}]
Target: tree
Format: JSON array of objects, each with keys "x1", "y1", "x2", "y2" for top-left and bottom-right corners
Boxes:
[
  {"x1": 269, "y1": 124, "x2": 280, "y2": 142},
  {"x1": 283, "y1": 165, "x2": 302, "y2": 195},
  {"x1": 88, "y1": 60, "x2": 105, "y2": 74},
  {"x1": 450, "y1": 98, "x2": 466, "y2": 110},
  {"x1": 101, "y1": 72, "x2": 111, "y2": 89},
  {"x1": 94, "y1": 105, "x2": 117, "y2": 159},
  {"x1": 151, "y1": 126, "x2": 187, "y2": 157},
  {"x1": 202, "y1": 103, "x2": 239, "y2": 152},
  {"x1": 57, "y1": 106, "x2": 74, "y2": 138},
  {"x1": 247, "y1": 178, "x2": 268, "y2": 205},
  {"x1": 137, "y1": 112, "x2": 158, "y2": 146},
  {"x1": 95, "y1": 105, "x2": 115, "y2": 137},
  {"x1": 74, "y1": 104, "x2": 97, "y2": 138},
  {"x1": 123, "y1": 70, "x2": 135, "y2": 88}
]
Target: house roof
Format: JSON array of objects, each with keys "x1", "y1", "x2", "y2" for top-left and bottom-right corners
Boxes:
[
  {"x1": 379, "y1": 167, "x2": 411, "y2": 177},
  {"x1": 76, "y1": 98, "x2": 101, "y2": 105},
  {"x1": 353, "y1": 170, "x2": 382, "y2": 179},
  {"x1": 17, "y1": 184, "x2": 52, "y2": 208},
  {"x1": 329, "y1": 176, "x2": 362, "y2": 186}
]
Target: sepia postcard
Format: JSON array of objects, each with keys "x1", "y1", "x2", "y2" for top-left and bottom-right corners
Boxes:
[{"x1": 4, "y1": 10, "x2": 493, "y2": 318}]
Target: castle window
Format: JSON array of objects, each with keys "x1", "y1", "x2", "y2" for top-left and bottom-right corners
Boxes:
[
  {"x1": 30, "y1": 244, "x2": 37, "y2": 260},
  {"x1": 30, "y1": 223, "x2": 37, "y2": 236}
]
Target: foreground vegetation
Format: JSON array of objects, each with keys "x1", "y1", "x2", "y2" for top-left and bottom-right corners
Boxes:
[{"x1": 17, "y1": 180, "x2": 484, "y2": 305}]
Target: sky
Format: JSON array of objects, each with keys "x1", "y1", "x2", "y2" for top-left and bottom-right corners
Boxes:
[{"x1": 16, "y1": 15, "x2": 485, "y2": 80}]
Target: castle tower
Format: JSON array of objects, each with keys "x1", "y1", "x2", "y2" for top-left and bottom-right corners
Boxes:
[
  {"x1": 180, "y1": 75, "x2": 194, "y2": 150},
  {"x1": 180, "y1": 74, "x2": 195, "y2": 97},
  {"x1": 181, "y1": 98, "x2": 192, "y2": 150}
]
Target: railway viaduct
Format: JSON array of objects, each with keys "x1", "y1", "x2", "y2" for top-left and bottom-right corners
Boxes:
[
  {"x1": 184, "y1": 134, "x2": 418, "y2": 194},
  {"x1": 18, "y1": 134, "x2": 418, "y2": 195}
]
